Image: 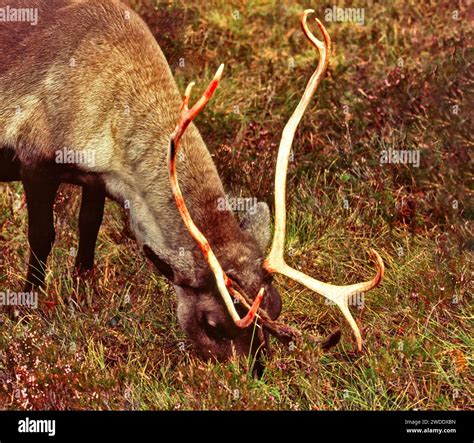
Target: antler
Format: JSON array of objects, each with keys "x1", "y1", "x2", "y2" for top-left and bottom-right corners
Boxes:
[
  {"x1": 167, "y1": 64, "x2": 263, "y2": 328},
  {"x1": 264, "y1": 10, "x2": 385, "y2": 351}
]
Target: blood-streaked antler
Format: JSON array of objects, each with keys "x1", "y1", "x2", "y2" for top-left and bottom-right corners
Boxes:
[
  {"x1": 264, "y1": 9, "x2": 384, "y2": 351},
  {"x1": 168, "y1": 64, "x2": 263, "y2": 328}
]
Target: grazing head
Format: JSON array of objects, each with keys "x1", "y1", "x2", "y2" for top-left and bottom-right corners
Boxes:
[
  {"x1": 145, "y1": 200, "x2": 281, "y2": 364},
  {"x1": 154, "y1": 10, "x2": 384, "y2": 366},
  {"x1": 173, "y1": 202, "x2": 282, "y2": 362}
]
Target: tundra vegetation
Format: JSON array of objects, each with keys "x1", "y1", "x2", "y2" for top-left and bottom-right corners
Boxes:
[{"x1": 0, "y1": 0, "x2": 472, "y2": 410}]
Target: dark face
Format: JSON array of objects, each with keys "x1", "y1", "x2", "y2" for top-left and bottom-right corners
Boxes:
[
  {"x1": 145, "y1": 202, "x2": 281, "y2": 367},
  {"x1": 174, "y1": 243, "x2": 281, "y2": 362}
]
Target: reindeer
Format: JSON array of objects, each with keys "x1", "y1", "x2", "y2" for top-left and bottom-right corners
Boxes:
[
  {"x1": 0, "y1": 147, "x2": 106, "y2": 291},
  {"x1": 0, "y1": 0, "x2": 383, "y2": 365}
]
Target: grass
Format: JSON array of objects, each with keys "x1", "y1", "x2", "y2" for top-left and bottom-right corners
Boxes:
[{"x1": 0, "y1": 0, "x2": 472, "y2": 410}]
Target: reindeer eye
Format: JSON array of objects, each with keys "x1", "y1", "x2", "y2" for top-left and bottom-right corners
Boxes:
[
  {"x1": 207, "y1": 318, "x2": 217, "y2": 328},
  {"x1": 201, "y1": 313, "x2": 227, "y2": 339},
  {"x1": 204, "y1": 322, "x2": 227, "y2": 340}
]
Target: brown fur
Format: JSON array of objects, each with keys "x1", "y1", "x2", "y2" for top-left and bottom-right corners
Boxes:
[
  {"x1": 0, "y1": 0, "x2": 240, "y2": 263},
  {"x1": 0, "y1": 0, "x2": 281, "y2": 363}
]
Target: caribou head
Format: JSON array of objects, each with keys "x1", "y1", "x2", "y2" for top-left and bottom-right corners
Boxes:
[{"x1": 166, "y1": 10, "x2": 384, "y2": 364}]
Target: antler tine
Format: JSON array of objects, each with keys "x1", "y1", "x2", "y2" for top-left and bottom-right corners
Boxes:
[
  {"x1": 266, "y1": 10, "x2": 330, "y2": 268},
  {"x1": 168, "y1": 64, "x2": 264, "y2": 328},
  {"x1": 264, "y1": 10, "x2": 384, "y2": 351}
]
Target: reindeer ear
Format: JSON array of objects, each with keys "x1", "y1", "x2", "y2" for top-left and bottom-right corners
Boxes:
[{"x1": 240, "y1": 202, "x2": 272, "y2": 253}]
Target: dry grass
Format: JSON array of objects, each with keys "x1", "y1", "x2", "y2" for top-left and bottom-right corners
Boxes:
[{"x1": 0, "y1": 0, "x2": 472, "y2": 410}]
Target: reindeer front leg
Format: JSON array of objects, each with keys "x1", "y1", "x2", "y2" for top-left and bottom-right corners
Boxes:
[
  {"x1": 21, "y1": 167, "x2": 59, "y2": 291},
  {"x1": 75, "y1": 184, "x2": 105, "y2": 274}
]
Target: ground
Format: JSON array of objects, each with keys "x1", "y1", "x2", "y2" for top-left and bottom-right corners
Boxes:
[{"x1": 0, "y1": 0, "x2": 472, "y2": 410}]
